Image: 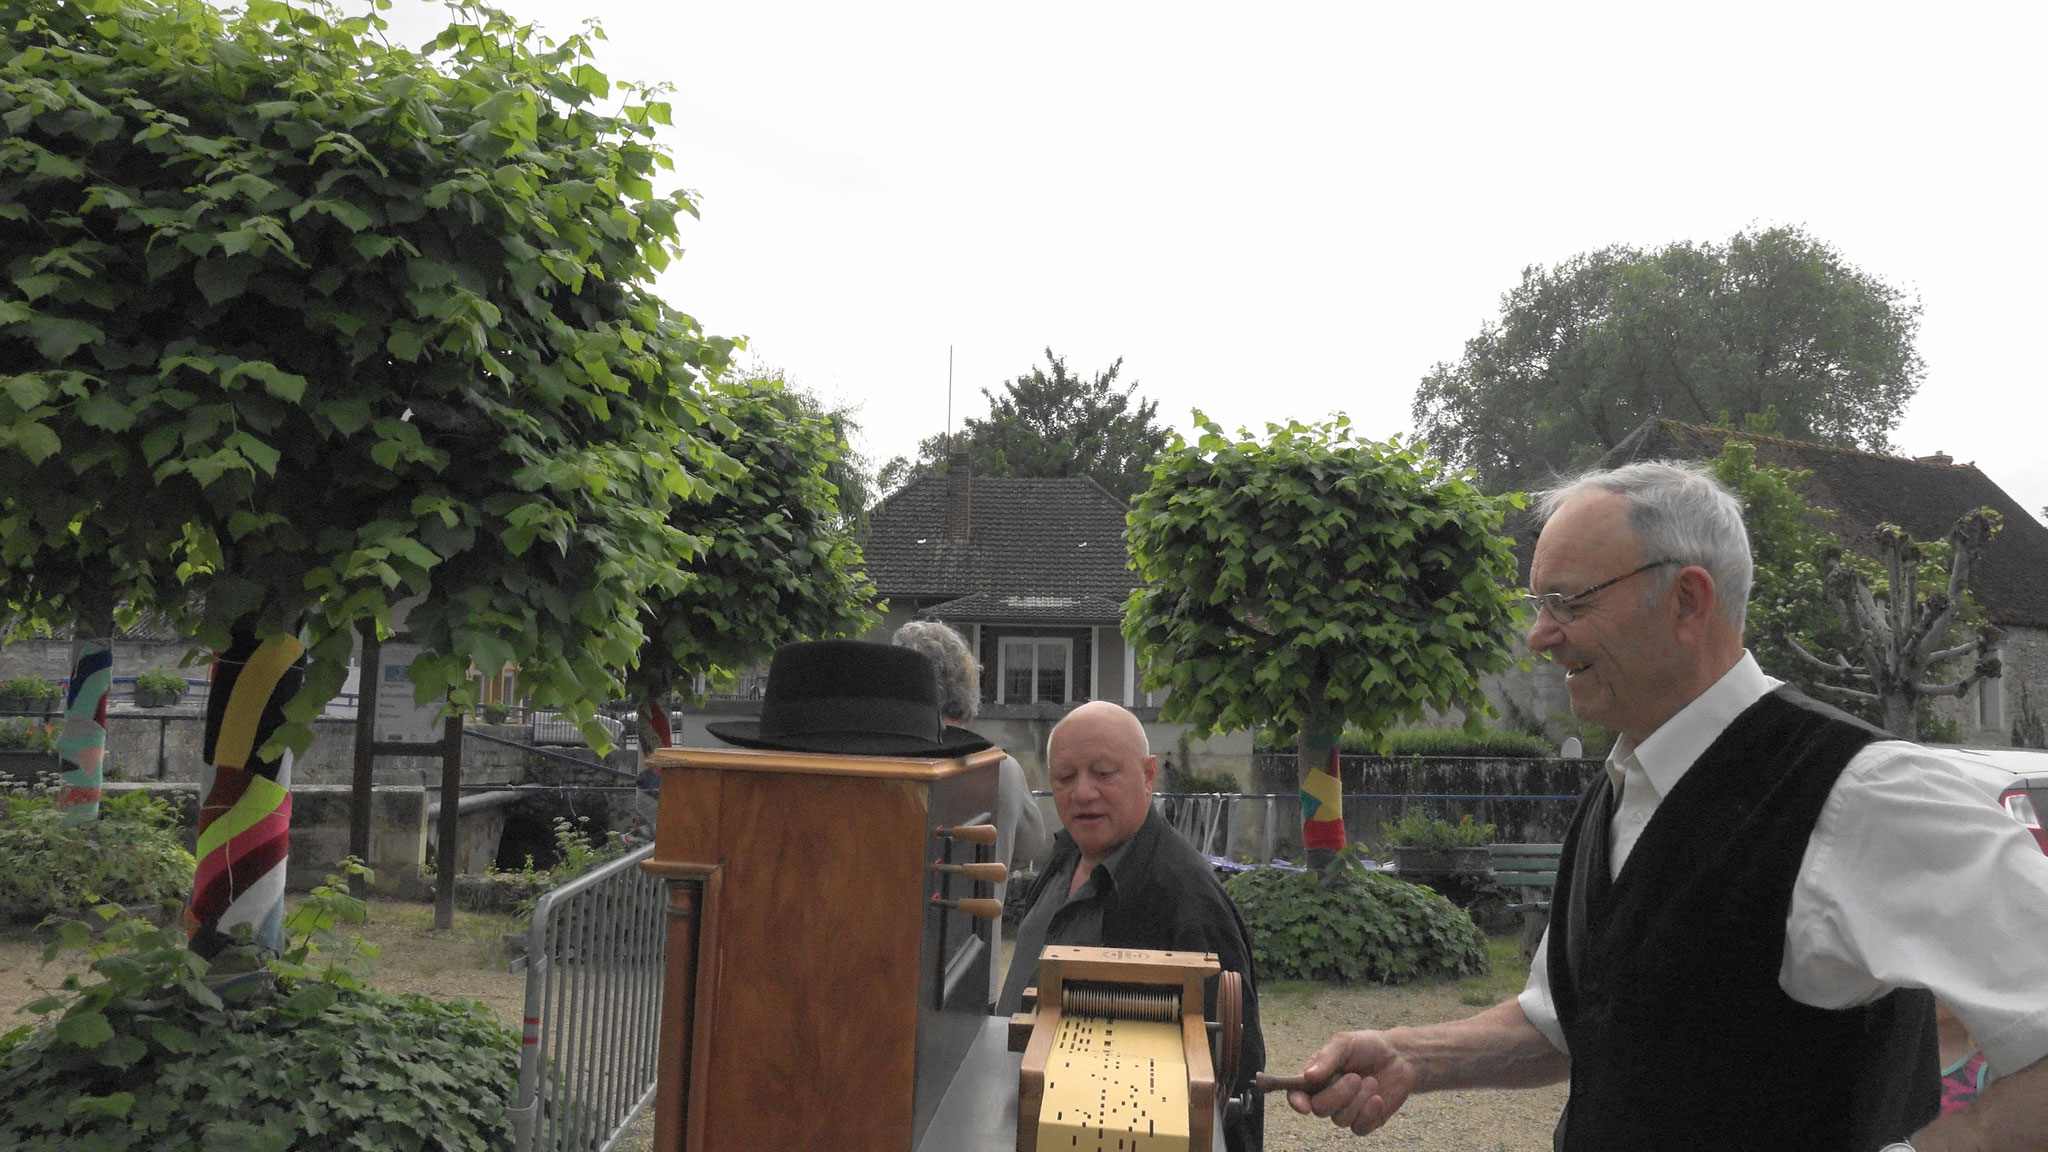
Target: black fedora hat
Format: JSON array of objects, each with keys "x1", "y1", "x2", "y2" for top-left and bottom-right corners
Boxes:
[{"x1": 705, "y1": 640, "x2": 994, "y2": 757}]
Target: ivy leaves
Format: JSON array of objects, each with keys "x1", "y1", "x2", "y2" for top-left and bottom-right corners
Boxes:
[{"x1": 1124, "y1": 414, "x2": 1525, "y2": 747}]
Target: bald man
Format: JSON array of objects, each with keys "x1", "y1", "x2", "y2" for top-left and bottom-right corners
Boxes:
[{"x1": 997, "y1": 701, "x2": 1267, "y2": 1152}]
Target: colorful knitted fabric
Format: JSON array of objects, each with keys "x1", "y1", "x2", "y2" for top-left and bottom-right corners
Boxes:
[
  {"x1": 56, "y1": 640, "x2": 112, "y2": 825},
  {"x1": 1301, "y1": 744, "x2": 1347, "y2": 853},
  {"x1": 187, "y1": 633, "x2": 305, "y2": 956},
  {"x1": 1940, "y1": 1048, "x2": 1991, "y2": 1116}
]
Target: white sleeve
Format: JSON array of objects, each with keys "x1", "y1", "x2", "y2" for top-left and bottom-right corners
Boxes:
[
  {"x1": 1785, "y1": 741, "x2": 2048, "y2": 1075},
  {"x1": 1516, "y1": 928, "x2": 1570, "y2": 1055}
]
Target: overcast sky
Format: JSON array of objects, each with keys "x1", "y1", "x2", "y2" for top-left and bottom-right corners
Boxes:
[{"x1": 381, "y1": 1, "x2": 2048, "y2": 524}]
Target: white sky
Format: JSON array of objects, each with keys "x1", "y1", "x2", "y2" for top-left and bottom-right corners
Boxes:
[{"x1": 379, "y1": 1, "x2": 2048, "y2": 523}]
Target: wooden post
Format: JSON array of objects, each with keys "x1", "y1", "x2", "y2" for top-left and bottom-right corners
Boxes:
[{"x1": 349, "y1": 627, "x2": 379, "y2": 901}]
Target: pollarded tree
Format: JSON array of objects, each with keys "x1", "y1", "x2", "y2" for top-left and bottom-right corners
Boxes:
[
  {"x1": 1124, "y1": 415, "x2": 1525, "y2": 869},
  {"x1": 1413, "y1": 225, "x2": 1924, "y2": 491},
  {"x1": 626, "y1": 376, "x2": 881, "y2": 749},
  {"x1": 0, "y1": 0, "x2": 734, "y2": 951},
  {"x1": 1784, "y1": 512, "x2": 2003, "y2": 739}
]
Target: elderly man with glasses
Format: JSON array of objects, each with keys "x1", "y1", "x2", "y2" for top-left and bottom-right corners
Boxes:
[{"x1": 1288, "y1": 460, "x2": 2048, "y2": 1151}]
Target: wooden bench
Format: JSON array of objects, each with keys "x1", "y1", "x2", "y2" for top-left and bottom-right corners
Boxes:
[{"x1": 1488, "y1": 843, "x2": 1563, "y2": 960}]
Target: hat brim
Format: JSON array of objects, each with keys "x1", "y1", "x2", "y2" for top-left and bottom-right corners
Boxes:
[{"x1": 703, "y1": 721, "x2": 993, "y2": 758}]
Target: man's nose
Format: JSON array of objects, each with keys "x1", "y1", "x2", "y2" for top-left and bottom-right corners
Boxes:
[{"x1": 1527, "y1": 607, "x2": 1563, "y2": 655}]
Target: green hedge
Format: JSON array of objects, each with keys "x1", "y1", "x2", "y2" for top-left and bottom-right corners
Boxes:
[
  {"x1": 1225, "y1": 858, "x2": 1488, "y2": 984},
  {"x1": 1255, "y1": 726, "x2": 1560, "y2": 758}
]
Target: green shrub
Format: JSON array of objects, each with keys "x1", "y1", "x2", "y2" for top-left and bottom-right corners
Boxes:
[
  {"x1": 1161, "y1": 757, "x2": 1241, "y2": 794},
  {"x1": 132, "y1": 669, "x2": 186, "y2": 695},
  {"x1": 0, "y1": 789, "x2": 192, "y2": 918},
  {"x1": 1225, "y1": 851, "x2": 1489, "y2": 984},
  {"x1": 1379, "y1": 807, "x2": 1496, "y2": 849},
  {"x1": 0, "y1": 872, "x2": 520, "y2": 1151},
  {"x1": 506, "y1": 816, "x2": 631, "y2": 917},
  {"x1": 0, "y1": 675, "x2": 60, "y2": 702},
  {"x1": 0, "y1": 718, "x2": 58, "y2": 752}
]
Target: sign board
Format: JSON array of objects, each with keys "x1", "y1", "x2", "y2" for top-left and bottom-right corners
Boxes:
[{"x1": 373, "y1": 641, "x2": 447, "y2": 745}]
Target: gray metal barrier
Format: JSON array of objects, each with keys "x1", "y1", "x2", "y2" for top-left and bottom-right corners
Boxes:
[{"x1": 512, "y1": 843, "x2": 665, "y2": 1152}]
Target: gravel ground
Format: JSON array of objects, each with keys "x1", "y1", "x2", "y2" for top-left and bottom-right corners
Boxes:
[
  {"x1": 2, "y1": 909, "x2": 1566, "y2": 1151},
  {"x1": 1258, "y1": 978, "x2": 1567, "y2": 1151}
]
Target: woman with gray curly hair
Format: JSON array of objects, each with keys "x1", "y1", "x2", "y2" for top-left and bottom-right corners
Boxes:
[{"x1": 892, "y1": 621, "x2": 1050, "y2": 1002}]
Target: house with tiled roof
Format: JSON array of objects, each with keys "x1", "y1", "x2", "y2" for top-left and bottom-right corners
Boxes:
[
  {"x1": 862, "y1": 455, "x2": 1145, "y2": 709},
  {"x1": 1494, "y1": 417, "x2": 2048, "y2": 747},
  {"x1": 856, "y1": 452, "x2": 1253, "y2": 784}
]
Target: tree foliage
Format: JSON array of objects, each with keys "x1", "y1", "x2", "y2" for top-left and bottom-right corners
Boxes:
[
  {"x1": 625, "y1": 376, "x2": 880, "y2": 713},
  {"x1": 0, "y1": 0, "x2": 740, "y2": 751},
  {"x1": 1124, "y1": 416, "x2": 1524, "y2": 854},
  {"x1": 1413, "y1": 225, "x2": 1924, "y2": 491},
  {"x1": 880, "y1": 348, "x2": 1169, "y2": 502},
  {"x1": 1706, "y1": 440, "x2": 1857, "y2": 701}
]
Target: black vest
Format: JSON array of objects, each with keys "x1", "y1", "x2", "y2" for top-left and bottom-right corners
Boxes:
[{"x1": 1549, "y1": 689, "x2": 1937, "y2": 1150}]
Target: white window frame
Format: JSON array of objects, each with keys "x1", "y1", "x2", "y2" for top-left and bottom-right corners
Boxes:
[{"x1": 996, "y1": 637, "x2": 1073, "y2": 705}]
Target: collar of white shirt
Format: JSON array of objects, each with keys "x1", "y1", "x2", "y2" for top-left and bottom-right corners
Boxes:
[{"x1": 1606, "y1": 651, "x2": 1783, "y2": 807}]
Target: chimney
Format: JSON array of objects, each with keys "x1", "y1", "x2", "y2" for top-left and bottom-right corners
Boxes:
[
  {"x1": 946, "y1": 449, "x2": 972, "y2": 542},
  {"x1": 1915, "y1": 451, "x2": 1953, "y2": 466}
]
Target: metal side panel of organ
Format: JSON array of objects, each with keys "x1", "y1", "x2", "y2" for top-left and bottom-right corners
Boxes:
[{"x1": 641, "y1": 744, "x2": 1006, "y2": 1152}]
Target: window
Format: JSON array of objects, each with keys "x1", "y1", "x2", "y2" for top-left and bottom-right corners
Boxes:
[
  {"x1": 1977, "y1": 666, "x2": 2004, "y2": 731},
  {"x1": 998, "y1": 638, "x2": 1071, "y2": 704}
]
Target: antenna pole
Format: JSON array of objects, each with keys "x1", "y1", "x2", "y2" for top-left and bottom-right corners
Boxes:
[{"x1": 946, "y1": 345, "x2": 954, "y2": 448}]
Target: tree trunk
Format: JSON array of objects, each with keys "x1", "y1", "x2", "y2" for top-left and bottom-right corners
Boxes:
[
  {"x1": 189, "y1": 628, "x2": 307, "y2": 958},
  {"x1": 1881, "y1": 691, "x2": 1918, "y2": 741},
  {"x1": 1297, "y1": 704, "x2": 1346, "y2": 872},
  {"x1": 57, "y1": 596, "x2": 116, "y2": 826}
]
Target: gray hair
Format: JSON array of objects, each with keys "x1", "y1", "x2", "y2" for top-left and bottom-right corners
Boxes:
[
  {"x1": 1534, "y1": 460, "x2": 1753, "y2": 635},
  {"x1": 891, "y1": 621, "x2": 979, "y2": 722}
]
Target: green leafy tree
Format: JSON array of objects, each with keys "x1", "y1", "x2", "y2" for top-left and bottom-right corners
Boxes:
[
  {"x1": 1124, "y1": 415, "x2": 1525, "y2": 868},
  {"x1": 1, "y1": 0, "x2": 747, "y2": 952},
  {"x1": 1413, "y1": 225, "x2": 1924, "y2": 491},
  {"x1": 0, "y1": 0, "x2": 736, "y2": 751},
  {"x1": 626, "y1": 375, "x2": 881, "y2": 746},
  {"x1": 879, "y1": 349, "x2": 1168, "y2": 502},
  {"x1": 725, "y1": 359, "x2": 875, "y2": 529}
]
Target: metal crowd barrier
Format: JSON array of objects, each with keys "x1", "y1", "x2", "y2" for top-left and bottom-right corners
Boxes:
[{"x1": 512, "y1": 843, "x2": 666, "y2": 1152}]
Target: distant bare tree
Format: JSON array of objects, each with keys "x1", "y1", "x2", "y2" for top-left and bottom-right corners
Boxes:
[{"x1": 1783, "y1": 510, "x2": 2002, "y2": 738}]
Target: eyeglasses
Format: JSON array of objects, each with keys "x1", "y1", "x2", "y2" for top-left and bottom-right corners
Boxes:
[{"x1": 1523, "y1": 558, "x2": 1677, "y2": 624}]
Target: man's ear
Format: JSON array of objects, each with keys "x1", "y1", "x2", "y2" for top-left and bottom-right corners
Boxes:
[
  {"x1": 1671, "y1": 565, "x2": 1719, "y2": 637},
  {"x1": 1142, "y1": 753, "x2": 1158, "y2": 789}
]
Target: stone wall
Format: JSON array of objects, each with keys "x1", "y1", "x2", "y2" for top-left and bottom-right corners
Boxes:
[
  {"x1": 0, "y1": 635, "x2": 201, "y2": 686},
  {"x1": 101, "y1": 782, "x2": 430, "y2": 898}
]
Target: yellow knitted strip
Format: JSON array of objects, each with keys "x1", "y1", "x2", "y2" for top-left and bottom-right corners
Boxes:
[{"x1": 212, "y1": 636, "x2": 307, "y2": 770}]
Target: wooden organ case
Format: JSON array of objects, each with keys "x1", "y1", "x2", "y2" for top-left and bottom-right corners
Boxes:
[{"x1": 642, "y1": 743, "x2": 1008, "y2": 1151}]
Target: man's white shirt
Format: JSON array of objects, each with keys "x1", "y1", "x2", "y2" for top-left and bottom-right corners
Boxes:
[{"x1": 1518, "y1": 652, "x2": 2048, "y2": 1077}]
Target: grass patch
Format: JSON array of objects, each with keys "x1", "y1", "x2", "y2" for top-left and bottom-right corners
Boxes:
[
  {"x1": 1259, "y1": 978, "x2": 1325, "y2": 1010},
  {"x1": 1451, "y1": 933, "x2": 1530, "y2": 1006},
  {"x1": 285, "y1": 896, "x2": 524, "y2": 988}
]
